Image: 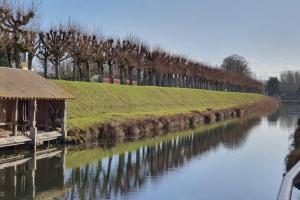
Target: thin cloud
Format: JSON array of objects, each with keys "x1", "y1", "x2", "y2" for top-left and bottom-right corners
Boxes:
[{"x1": 249, "y1": 59, "x2": 300, "y2": 80}]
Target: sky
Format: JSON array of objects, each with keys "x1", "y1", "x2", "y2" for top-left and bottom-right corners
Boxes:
[{"x1": 40, "y1": 0, "x2": 300, "y2": 80}]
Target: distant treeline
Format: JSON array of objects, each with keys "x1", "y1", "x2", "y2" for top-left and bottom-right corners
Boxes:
[
  {"x1": 0, "y1": 1, "x2": 262, "y2": 93},
  {"x1": 266, "y1": 71, "x2": 300, "y2": 97},
  {"x1": 279, "y1": 71, "x2": 300, "y2": 94}
]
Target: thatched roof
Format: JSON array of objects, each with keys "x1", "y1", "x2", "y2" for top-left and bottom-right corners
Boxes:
[{"x1": 0, "y1": 67, "x2": 74, "y2": 100}]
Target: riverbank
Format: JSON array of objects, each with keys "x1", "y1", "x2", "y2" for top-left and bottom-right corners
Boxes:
[
  {"x1": 66, "y1": 117, "x2": 260, "y2": 169},
  {"x1": 53, "y1": 80, "x2": 279, "y2": 143}
]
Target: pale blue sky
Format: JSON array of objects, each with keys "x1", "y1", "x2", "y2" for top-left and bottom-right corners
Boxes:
[{"x1": 41, "y1": 0, "x2": 300, "y2": 79}]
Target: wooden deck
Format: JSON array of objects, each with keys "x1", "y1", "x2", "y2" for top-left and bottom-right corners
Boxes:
[
  {"x1": 0, "y1": 136, "x2": 31, "y2": 148},
  {"x1": 0, "y1": 131, "x2": 62, "y2": 148},
  {"x1": 0, "y1": 148, "x2": 62, "y2": 169},
  {"x1": 37, "y1": 131, "x2": 62, "y2": 142},
  {"x1": 0, "y1": 157, "x2": 31, "y2": 169}
]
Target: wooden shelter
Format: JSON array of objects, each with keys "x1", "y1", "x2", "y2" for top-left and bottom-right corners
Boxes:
[{"x1": 0, "y1": 67, "x2": 74, "y2": 148}]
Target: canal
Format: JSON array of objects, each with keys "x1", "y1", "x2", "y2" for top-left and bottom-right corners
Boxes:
[{"x1": 0, "y1": 103, "x2": 299, "y2": 200}]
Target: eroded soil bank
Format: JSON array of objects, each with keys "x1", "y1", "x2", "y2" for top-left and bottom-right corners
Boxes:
[{"x1": 66, "y1": 97, "x2": 279, "y2": 144}]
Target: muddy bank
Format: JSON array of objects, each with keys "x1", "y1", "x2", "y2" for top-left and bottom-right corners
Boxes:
[{"x1": 66, "y1": 97, "x2": 279, "y2": 144}]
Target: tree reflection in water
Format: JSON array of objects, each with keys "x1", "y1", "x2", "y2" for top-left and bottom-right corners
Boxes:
[
  {"x1": 267, "y1": 102, "x2": 300, "y2": 128},
  {"x1": 61, "y1": 117, "x2": 260, "y2": 200},
  {"x1": 0, "y1": 117, "x2": 260, "y2": 200}
]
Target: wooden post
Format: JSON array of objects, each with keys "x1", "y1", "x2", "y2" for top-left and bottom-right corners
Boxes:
[
  {"x1": 62, "y1": 148, "x2": 67, "y2": 179},
  {"x1": 29, "y1": 150, "x2": 36, "y2": 198},
  {"x1": 45, "y1": 101, "x2": 50, "y2": 132},
  {"x1": 61, "y1": 100, "x2": 67, "y2": 140},
  {"x1": 13, "y1": 164, "x2": 17, "y2": 197},
  {"x1": 29, "y1": 99, "x2": 37, "y2": 149},
  {"x1": 13, "y1": 99, "x2": 18, "y2": 136}
]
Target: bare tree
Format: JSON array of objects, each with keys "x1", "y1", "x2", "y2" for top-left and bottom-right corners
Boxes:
[
  {"x1": 0, "y1": 0, "x2": 38, "y2": 68},
  {"x1": 92, "y1": 37, "x2": 105, "y2": 83},
  {"x1": 66, "y1": 29, "x2": 82, "y2": 80},
  {"x1": 0, "y1": 3, "x2": 262, "y2": 93},
  {"x1": 0, "y1": 31, "x2": 13, "y2": 67},
  {"x1": 39, "y1": 29, "x2": 70, "y2": 79},
  {"x1": 221, "y1": 54, "x2": 251, "y2": 77},
  {"x1": 0, "y1": 31, "x2": 9, "y2": 66},
  {"x1": 103, "y1": 39, "x2": 117, "y2": 84},
  {"x1": 36, "y1": 32, "x2": 51, "y2": 78},
  {"x1": 115, "y1": 39, "x2": 132, "y2": 85},
  {"x1": 78, "y1": 34, "x2": 94, "y2": 82},
  {"x1": 23, "y1": 31, "x2": 38, "y2": 70}
]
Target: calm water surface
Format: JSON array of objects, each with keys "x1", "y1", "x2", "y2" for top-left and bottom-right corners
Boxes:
[{"x1": 0, "y1": 103, "x2": 299, "y2": 200}]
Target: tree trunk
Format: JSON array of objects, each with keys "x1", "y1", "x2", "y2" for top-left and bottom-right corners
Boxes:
[
  {"x1": 142, "y1": 70, "x2": 148, "y2": 85},
  {"x1": 7, "y1": 50, "x2": 12, "y2": 68},
  {"x1": 175, "y1": 74, "x2": 179, "y2": 87},
  {"x1": 183, "y1": 76, "x2": 186, "y2": 88},
  {"x1": 85, "y1": 60, "x2": 91, "y2": 82},
  {"x1": 148, "y1": 70, "x2": 152, "y2": 85},
  {"x1": 54, "y1": 58, "x2": 60, "y2": 80},
  {"x1": 186, "y1": 76, "x2": 190, "y2": 88},
  {"x1": 124, "y1": 67, "x2": 127, "y2": 84},
  {"x1": 78, "y1": 63, "x2": 83, "y2": 81},
  {"x1": 163, "y1": 74, "x2": 168, "y2": 87},
  {"x1": 27, "y1": 53, "x2": 33, "y2": 70},
  {"x1": 191, "y1": 77, "x2": 195, "y2": 88},
  {"x1": 168, "y1": 74, "x2": 172, "y2": 87},
  {"x1": 128, "y1": 66, "x2": 134, "y2": 85},
  {"x1": 119, "y1": 65, "x2": 126, "y2": 85},
  {"x1": 14, "y1": 49, "x2": 20, "y2": 68},
  {"x1": 152, "y1": 71, "x2": 157, "y2": 86},
  {"x1": 148, "y1": 70, "x2": 153, "y2": 86},
  {"x1": 97, "y1": 62, "x2": 104, "y2": 83},
  {"x1": 108, "y1": 60, "x2": 114, "y2": 84},
  {"x1": 13, "y1": 34, "x2": 20, "y2": 69},
  {"x1": 190, "y1": 77, "x2": 194, "y2": 88},
  {"x1": 137, "y1": 69, "x2": 142, "y2": 86},
  {"x1": 72, "y1": 60, "x2": 76, "y2": 81},
  {"x1": 43, "y1": 58, "x2": 48, "y2": 79},
  {"x1": 179, "y1": 76, "x2": 182, "y2": 88},
  {"x1": 155, "y1": 72, "x2": 161, "y2": 86}
]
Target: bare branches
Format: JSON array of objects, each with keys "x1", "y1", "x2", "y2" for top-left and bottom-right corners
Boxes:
[
  {"x1": 39, "y1": 28, "x2": 71, "y2": 79},
  {"x1": 0, "y1": 1, "x2": 261, "y2": 93},
  {"x1": 0, "y1": 0, "x2": 39, "y2": 68},
  {"x1": 221, "y1": 54, "x2": 252, "y2": 77}
]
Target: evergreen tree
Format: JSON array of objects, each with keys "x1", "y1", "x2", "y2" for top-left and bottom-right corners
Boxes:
[{"x1": 266, "y1": 77, "x2": 280, "y2": 96}]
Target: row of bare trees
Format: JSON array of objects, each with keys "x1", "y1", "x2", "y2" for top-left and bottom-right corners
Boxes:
[{"x1": 0, "y1": 1, "x2": 262, "y2": 93}]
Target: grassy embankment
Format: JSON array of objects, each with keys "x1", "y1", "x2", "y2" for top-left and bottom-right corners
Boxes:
[{"x1": 53, "y1": 80, "x2": 264, "y2": 130}]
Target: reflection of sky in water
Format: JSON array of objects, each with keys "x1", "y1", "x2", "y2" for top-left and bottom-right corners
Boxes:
[{"x1": 129, "y1": 119, "x2": 293, "y2": 200}]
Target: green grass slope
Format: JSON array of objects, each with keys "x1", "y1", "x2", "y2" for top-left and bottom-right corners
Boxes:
[{"x1": 54, "y1": 80, "x2": 264, "y2": 130}]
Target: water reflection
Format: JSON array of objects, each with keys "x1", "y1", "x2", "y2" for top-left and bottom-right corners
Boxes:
[
  {"x1": 277, "y1": 103, "x2": 300, "y2": 200},
  {"x1": 267, "y1": 102, "x2": 300, "y2": 128},
  {"x1": 272, "y1": 103, "x2": 300, "y2": 190},
  {"x1": 63, "y1": 118, "x2": 259, "y2": 200},
  {"x1": 0, "y1": 149, "x2": 66, "y2": 200},
  {"x1": 5, "y1": 112, "x2": 296, "y2": 200},
  {"x1": 0, "y1": 118, "x2": 259, "y2": 200}
]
